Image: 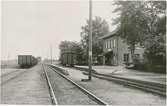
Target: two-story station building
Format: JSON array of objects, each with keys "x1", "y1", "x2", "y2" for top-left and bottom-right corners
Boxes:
[{"x1": 101, "y1": 30, "x2": 144, "y2": 66}]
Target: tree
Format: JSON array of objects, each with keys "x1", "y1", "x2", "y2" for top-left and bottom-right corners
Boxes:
[
  {"x1": 113, "y1": 1, "x2": 166, "y2": 72},
  {"x1": 80, "y1": 16, "x2": 109, "y2": 64},
  {"x1": 113, "y1": 1, "x2": 166, "y2": 58},
  {"x1": 113, "y1": 1, "x2": 149, "y2": 62},
  {"x1": 144, "y1": 15, "x2": 166, "y2": 72},
  {"x1": 141, "y1": 1, "x2": 166, "y2": 72},
  {"x1": 59, "y1": 41, "x2": 84, "y2": 64}
]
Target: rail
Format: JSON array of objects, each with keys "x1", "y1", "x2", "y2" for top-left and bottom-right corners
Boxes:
[
  {"x1": 82, "y1": 72, "x2": 166, "y2": 97},
  {"x1": 42, "y1": 64, "x2": 58, "y2": 105},
  {"x1": 47, "y1": 64, "x2": 108, "y2": 105}
]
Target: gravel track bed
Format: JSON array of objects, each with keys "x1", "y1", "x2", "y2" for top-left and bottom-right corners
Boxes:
[
  {"x1": 60, "y1": 66, "x2": 166, "y2": 105},
  {"x1": 76, "y1": 77, "x2": 166, "y2": 105},
  {"x1": 1, "y1": 69, "x2": 27, "y2": 85},
  {"x1": 1, "y1": 65, "x2": 51, "y2": 104},
  {"x1": 1, "y1": 68, "x2": 21, "y2": 77},
  {"x1": 45, "y1": 66, "x2": 98, "y2": 105},
  {"x1": 1, "y1": 69, "x2": 19, "y2": 77}
]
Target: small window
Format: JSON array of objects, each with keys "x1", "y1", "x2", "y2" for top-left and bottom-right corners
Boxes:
[
  {"x1": 108, "y1": 40, "x2": 110, "y2": 48},
  {"x1": 110, "y1": 40, "x2": 112, "y2": 48},
  {"x1": 124, "y1": 53, "x2": 129, "y2": 62},
  {"x1": 105, "y1": 41, "x2": 107, "y2": 48},
  {"x1": 113, "y1": 39, "x2": 116, "y2": 47},
  {"x1": 135, "y1": 54, "x2": 140, "y2": 59}
]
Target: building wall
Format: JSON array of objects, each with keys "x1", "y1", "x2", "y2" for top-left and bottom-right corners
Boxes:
[
  {"x1": 103, "y1": 35, "x2": 117, "y2": 54},
  {"x1": 118, "y1": 38, "x2": 144, "y2": 65},
  {"x1": 103, "y1": 35, "x2": 119, "y2": 65},
  {"x1": 117, "y1": 37, "x2": 132, "y2": 65},
  {"x1": 103, "y1": 35, "x2": 144, "y2": 65}
]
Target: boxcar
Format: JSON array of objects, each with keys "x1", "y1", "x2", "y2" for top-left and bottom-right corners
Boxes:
[
  {"x1": 18, "y1": 55, "x2": 37, "y2": 68},
  {"x1": 61, "y1": 50, "x2": 76, "y2": 67}
]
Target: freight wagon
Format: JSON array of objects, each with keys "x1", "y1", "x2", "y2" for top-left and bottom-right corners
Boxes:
[
  {"x1": 61, "y1": 50, "x2": 77, "y2": 67},
  {"x1": 18, "y1": 55, "x2": 37, "y2": 68}
]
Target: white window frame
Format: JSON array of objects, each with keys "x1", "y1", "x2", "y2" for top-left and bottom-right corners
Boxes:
[
  {"x1": 106, "y1": 41, "x2": 107, "y2": 48},
  {"x1": 124, "y1": 53, "x2": 129, "y2": 62},
  {"x1": 108, "y1": 40, "x2": 110, "y2": 48},
  {"x1": 113, "y1": 39, "x2": 116, "y2": 47},
  {"x1": 110, "y1": 40, "x2": 112, "y2": 48}
]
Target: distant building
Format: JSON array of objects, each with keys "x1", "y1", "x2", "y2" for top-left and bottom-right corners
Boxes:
[{"x1": 101, "y1": 30, "x2": 144, "y2": 66}]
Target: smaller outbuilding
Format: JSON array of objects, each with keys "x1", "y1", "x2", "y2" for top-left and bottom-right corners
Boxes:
[{"x1": 60, "y1": 49, "x2": 77, "y2": 67}]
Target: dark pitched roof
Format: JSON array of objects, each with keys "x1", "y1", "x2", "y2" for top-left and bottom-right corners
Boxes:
[{"x1": 100, "y1": 29, "x2": 118, "y2": 39}]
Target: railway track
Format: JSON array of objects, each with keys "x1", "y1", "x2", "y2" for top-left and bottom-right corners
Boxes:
[
  {"x1": 74, "y1": 67, "x2": 166, "y2": 97},
  {"x1": 42, "y1": 64, "x2": 108, "y2": 105},
  {"x1": 83, "y1": 72, "x2": 166, "y2": 97},
  {"x1": 42, "y1": 64, "x2": 58, "y2": 105}
]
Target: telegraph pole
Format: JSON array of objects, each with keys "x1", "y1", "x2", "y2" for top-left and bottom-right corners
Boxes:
[
  {"x1": 81, "y1": 0, "x2": 92, "y2": 82},
  {"x1": 88, "y1": 0, "x2": 92, "y2": 81}
]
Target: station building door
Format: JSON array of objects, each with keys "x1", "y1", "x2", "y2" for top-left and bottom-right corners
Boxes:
[{"x1": 104, "y1": 51, "x2": 114, "y2": 65}]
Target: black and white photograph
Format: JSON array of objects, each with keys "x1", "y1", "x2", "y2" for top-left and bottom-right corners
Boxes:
[{"x1": 0, "y1": 0, "x2": 166, "y2": 105}]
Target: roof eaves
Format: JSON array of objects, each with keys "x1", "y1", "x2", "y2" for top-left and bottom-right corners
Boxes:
[{"x1": 100, "y1": 29, "x2": 118, "y2": 39}]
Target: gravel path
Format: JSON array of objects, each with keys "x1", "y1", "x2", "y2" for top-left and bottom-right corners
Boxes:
[
  {"x1": 1, "y1": 69, "x2": 27, "y2": 85},
  {"x1": 45, "y1": 66, "x2": 98, "y2": 105},
  {"x1": 60, "y1": 66, "x2": 166, "y2": 105},
  {"x1": 1, "y1": 64, "x2": 51, "y2": 104},
  {"x1": 75, "y1": 65, "x2": 166, "y2": 84},
  {"x1": 1, "y1": 69, "x2": 20, "y2": 77}
]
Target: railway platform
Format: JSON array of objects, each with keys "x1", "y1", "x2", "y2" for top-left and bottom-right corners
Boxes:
[
  {"x1": 75, "y1": 65, "x2": 166, "y2": 84},
  {"x1": 1, "y1": 64, "x2": 51, "y2": 104}
]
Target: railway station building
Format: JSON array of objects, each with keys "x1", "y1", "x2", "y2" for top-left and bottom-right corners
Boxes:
[{"x1": 101, "y1": 30, "x2": 144, "y2": 66}]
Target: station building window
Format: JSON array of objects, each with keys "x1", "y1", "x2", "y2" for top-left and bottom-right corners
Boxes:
[
  {"x1": 124, "y1": 53, "x2": 129, "y2": 62},
  {"x1": 105, "y1": 41, "x2": 107, "y2": 48},
  {"x1": 110, "y1": 40, "x2": 112, "y2": 48},
  {"x1": 113, "y1": 39, "x2": 116, "y2": 47},
  {"x1": 135, "y1": 54, "x2": 140, "y2": 59},
  {"x1": 108, "y1": 40, "x2": 110, "y2": 48}
]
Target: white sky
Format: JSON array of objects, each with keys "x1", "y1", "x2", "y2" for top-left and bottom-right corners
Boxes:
[{"x1": 1, "y1": 0, "x2": 118, "y2": 60}]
